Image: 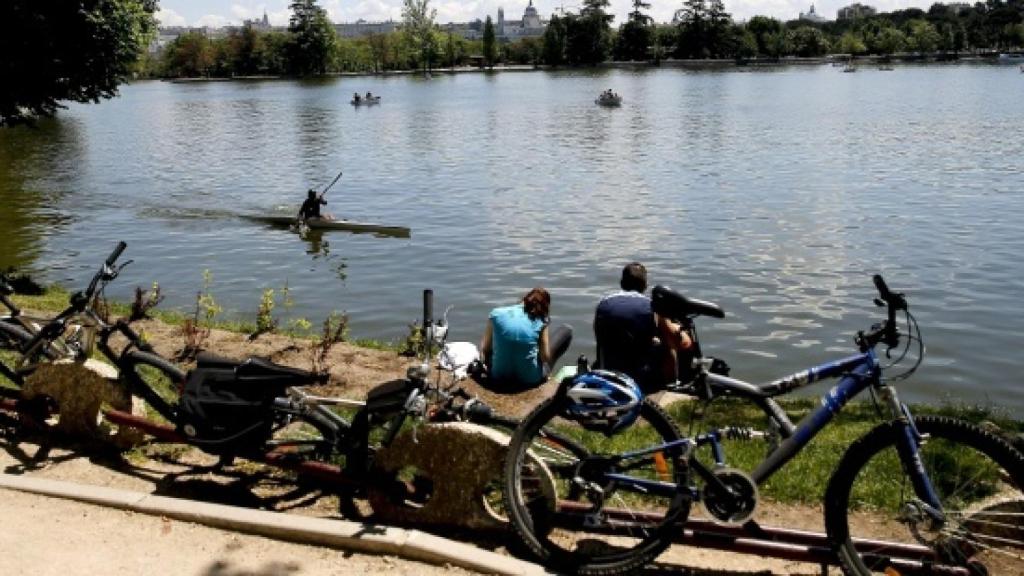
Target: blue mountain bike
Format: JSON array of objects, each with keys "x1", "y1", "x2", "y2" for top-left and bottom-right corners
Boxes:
[{"x1": 503, "y1": 275, "x2": 1024, "y2": 575}]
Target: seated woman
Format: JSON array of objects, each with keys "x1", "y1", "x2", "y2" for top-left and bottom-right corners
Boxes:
[{"x1": 479, "y1": 287, "x2": 572, "y2": 390}]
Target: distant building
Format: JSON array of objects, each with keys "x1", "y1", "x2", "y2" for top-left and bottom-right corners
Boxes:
[
  {"x1": 243, "y1": 11, "x2": 271, "y2": 31},
  {"x1": 334, "y1": 19, "x2": 398, "y2": 38},
  {"x1": 837, "y1": 3, "x2": 877, "y2": 20},
  {"x1": 496, "y1": 1, "x2": 547, "y2": 40},
  {"x1": 799, "y1": 4, "x2": 828, "y2": 24}
]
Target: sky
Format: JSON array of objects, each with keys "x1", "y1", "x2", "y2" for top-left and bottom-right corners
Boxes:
[{"x1": 155, "y1": 0, "x2": 938, "y2": 29}]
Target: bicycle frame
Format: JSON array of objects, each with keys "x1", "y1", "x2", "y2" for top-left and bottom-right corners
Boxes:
[{"x1": 603, "y1": 347, "x2": 944, "y2": 516}]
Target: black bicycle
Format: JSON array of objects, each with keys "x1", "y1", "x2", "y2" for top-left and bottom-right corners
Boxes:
[{"x1": 503, "y1": 275, "x2": 1024, "y2": 575}]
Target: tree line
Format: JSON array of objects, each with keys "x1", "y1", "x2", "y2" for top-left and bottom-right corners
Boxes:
[{"x1": 148, "y1": 0, "x2": 1024, "y2": 79}]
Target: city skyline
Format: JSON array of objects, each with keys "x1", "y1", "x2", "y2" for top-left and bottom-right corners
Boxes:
[{"x1": 155, "y1": 0, "x2": 943, "y2": 30}]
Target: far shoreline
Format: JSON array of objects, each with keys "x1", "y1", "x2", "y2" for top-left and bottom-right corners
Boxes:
[{"x1": 151, "y1": 53, "x2": 1012, "y2": 84}]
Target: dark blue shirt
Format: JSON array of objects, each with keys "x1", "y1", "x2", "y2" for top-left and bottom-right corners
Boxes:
[{"x1": 594, "y1": 290, "x2": 657, "y2": 386}]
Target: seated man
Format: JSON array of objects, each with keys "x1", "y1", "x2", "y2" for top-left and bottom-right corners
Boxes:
[
  {"x1": 298, "y1": 189, "x2": 326, "y2": 221},
  {"x1": 594, "y1": 262, "x2": 692, "y2": 391}
]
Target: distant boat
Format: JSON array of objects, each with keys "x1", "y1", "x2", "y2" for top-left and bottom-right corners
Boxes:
[
  {"x1": 351, "y1": 96, "x2": 381, "y2": 106},
  {"x1": 997, "y1": 53, "x2": 1023, "y2": 63},
  {"x1": 842, "y1": 64, "x2": 857, "y2": 73},
  {"x1": 596, "y1": 93, "x2": 622, "y2": 107},
  {"x1": 879, "y1": 65, "x2": 895, "y2": 71}
]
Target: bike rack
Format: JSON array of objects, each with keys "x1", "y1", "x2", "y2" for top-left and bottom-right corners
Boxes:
[{"x1": 0, "y1": 398, "x2": 973, "y2": 575}]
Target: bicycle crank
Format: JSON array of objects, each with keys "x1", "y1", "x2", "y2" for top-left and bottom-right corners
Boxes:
[{"x1": 702, "y1": 467, "x2": 759, "y2": 524}]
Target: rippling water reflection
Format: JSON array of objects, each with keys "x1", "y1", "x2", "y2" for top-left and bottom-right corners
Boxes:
[{"x1": 2, "y1": 65, "x2": 1022, "y2": 412}]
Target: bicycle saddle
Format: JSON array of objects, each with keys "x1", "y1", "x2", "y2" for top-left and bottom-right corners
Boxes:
[{"x1": 652, "y1": 285, "x2": 725, "y2": 319}]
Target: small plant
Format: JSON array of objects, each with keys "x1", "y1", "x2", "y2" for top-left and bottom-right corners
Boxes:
[
  {"x1": 249, "y1": 288, "x2": 278, "y2": 340},
  {"x1": 399, "y1": 320, "x2": 424, "y2": 357},
  {"x1": 179, "y1": 270, "x2": 221, "y2": 360},
  {"x1": 1, "y1": 268, "x2": 44, "y2": 295},
  {"x1": 129, "y1": 282, "x2": 164, "y2": 322},
  {"x1": 310, "y1": 311, "x2": 348, "y2": 376}
]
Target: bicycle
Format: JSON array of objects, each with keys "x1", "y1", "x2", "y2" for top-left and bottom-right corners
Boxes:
[
  {"x1": 1, "y1": 255, "x2": 582, "y2": 520},
  {"x1": 503, "y1": 275, "x2": 1024, "y2": 575}
]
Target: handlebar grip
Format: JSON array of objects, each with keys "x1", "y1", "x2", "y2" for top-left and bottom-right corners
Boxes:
[
  {"x1": 106, "y1": 241, "x2": 127, "y2": 266},
  {"x1": 872, "y1": 274, "x2": 891, "y2": 299}
]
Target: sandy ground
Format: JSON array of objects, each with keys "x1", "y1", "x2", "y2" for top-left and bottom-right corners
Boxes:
[{"x1": 0, "y1": 314, "x2": 843, "y2": 576}]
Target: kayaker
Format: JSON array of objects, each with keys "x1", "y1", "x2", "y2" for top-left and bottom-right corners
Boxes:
[
  {"x1": 479, "y1": 287, "x2": 573, "y2": 390},
  {"x1": 593, "y1": 262, "x2": 693, "y2": 391},
  {"x1": 298, "y1": 189, "x2": 327, "y2": 221},
  {"x1": 352, "y1": 92, "x2": 361, "y2": 103}
]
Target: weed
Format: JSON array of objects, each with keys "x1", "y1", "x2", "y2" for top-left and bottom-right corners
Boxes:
[
  {"x1": 129, "y1": 282, "x2": 164, "y2": 322},
  {"x1": 311, "y1": 311, "x2": 348, "y2": 375},
  {"x1": 179, "y1": 270, "x2": 221, "y2": 360},
  {"x1": 399, "y1": 320, "x2": 424, "y2": 357}
]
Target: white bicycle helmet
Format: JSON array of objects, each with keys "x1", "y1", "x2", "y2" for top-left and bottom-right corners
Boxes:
[{"x1": 564, "y1": 370, "x2": 643, "y2": 434}]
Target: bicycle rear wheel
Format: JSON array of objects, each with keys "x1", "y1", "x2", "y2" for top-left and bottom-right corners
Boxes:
[
  {"x1": 503, "y1": 396, "x2": 690, "y2": 575},
  {"x1": 825, "y1": 415, "x2": 1024, "y2": 576}
]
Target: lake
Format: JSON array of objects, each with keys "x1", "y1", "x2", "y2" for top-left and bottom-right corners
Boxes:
[{"x1": 2, "y1": 64, "x2": 1022, "y2": 412}]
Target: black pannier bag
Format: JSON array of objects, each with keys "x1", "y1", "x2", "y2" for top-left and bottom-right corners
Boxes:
[{"x1": 177, "y1": 354, "x2": 315, "y2": 454}]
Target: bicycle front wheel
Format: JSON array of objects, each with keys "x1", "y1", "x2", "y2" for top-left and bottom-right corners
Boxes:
[
  {"x1": 825, "y1": 415, "x2": 1024, "y2": 576},
  {"x1": 503, "y1": 396, "x2": 690, "y2": 575},
  {"x1": 0, "y1": 320, "x2": 59, "y2": 389}
]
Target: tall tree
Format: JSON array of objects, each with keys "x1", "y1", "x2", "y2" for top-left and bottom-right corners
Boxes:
[
  {"x1": 566, "y1": 0, "x2": 615, "y2": 64},
  {"x1": 402, "y1": 0, "x2": 437, "y2": 72},
  {"x1": 483, "y1": 16, "x2": 497, "y2": 67},
  {"x1": 543, "y1": 14, "x2": 568, "y2": 65},
  {"x1": 0, "y1": 0, "x2": 157, "y2": 126},
  {"x1": 287, "y1": 0, "x2": 337, "y2": 75},
  {"x1": 616, "y1": 0, "x2": 654, "y2": 61},
  {"x1": 675, "y1": 0, "x2": 707, "y2": 58},
  {"x1": 162, "y1": 31, "x2": 214, "y2": 78}
]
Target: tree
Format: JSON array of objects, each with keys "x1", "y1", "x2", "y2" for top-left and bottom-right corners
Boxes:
[
  {"x1": 746, "y1": 16, "x2": 783, "y2": 56},
  {"x1": 163, "y1": 32, "x2": 215, "y2": 78},
  {"x1": 402, "y1": 0, "x2": 437, "y2": 72},
  {"x1": 675, "y1": 0, "x2": 708, "y2": 58},
  {"x1": 287, "y1": 0, "x2": 337, "y2": 75},
  {"x1": 1, "y1": 0, "x2": 157, "y2": 126},
  {"x1": 837, "y1": 31, "x2": 868, "y2": 55},
  {"x1": 230, "y1": 25, "x2": 266, "y2": 76},
  {"x1": 483, "y1": 15, "x2": 497, "y2": 67},
  {"x1": 787, "y1": 26, "x2": 831, "y2": 57},
  {"x1": 543, "y1": 14, "x2": 568, "y2": 65},
  {"x1": 565, "y1": 1, "x2": 615, "y2": 65},
  {"x1": 616, "y1": 0, "x2": 654, "y2": 61}
]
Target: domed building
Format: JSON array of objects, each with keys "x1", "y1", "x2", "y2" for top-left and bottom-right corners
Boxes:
[{"x1": 499, "y1": 1, "x2": 547, "y2": 39}]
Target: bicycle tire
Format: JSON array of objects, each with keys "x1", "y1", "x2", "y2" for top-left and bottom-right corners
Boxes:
[
  {"x1": 0, "y1": 320, "x2": 59, "y2": 388},
  {"x1": 825, "y1": 415, "x2": 1024, "y2": 576},
  {"x1": 503, "y1": 396, "x2": 690, "y2": 575}
]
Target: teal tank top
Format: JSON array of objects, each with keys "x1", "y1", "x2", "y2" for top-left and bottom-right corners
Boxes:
[{"x1": 489, "y1": 304, "x2": 545, "y2": 385}]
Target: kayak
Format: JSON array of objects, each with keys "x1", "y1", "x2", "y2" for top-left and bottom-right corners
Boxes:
[{"x1": 246, "y1": 215, "x2": 410, "y2": 237}]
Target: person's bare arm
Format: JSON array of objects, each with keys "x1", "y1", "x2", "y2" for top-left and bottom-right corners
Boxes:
[
  {"x1": 480, "y1": 322, "x2": 493, "y2": 360},
  {"x1": 538, "y1": 325, "x2": 551, "y2": 365}
]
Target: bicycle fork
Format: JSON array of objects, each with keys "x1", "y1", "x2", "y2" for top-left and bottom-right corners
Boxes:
[{"x1": 882, "y1": 386, "x2": 946, "y2": 525}]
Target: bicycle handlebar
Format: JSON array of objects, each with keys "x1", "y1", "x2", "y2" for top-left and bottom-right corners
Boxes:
[
  {"x1": 106, "y1": 241, "x2": 127, "y2": 267},
  {"x1": 859, "y1": 274, "x2": 907, "y2": 351}
]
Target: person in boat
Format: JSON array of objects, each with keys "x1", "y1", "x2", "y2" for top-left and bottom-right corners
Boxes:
[
  {"x1": 352, "y1": 92, "x2": 361, "y2": 103},
  {"x1": 297, "y1": 189, "x2": 327, "y2": 222},
  {"x1": 479, "y1": 287, "x2": 573, "y2": 390},
  {"x1": 365, "y1": 91, "x2": 373, "y2": 100},
  {"x1": 593, "y1": 262, "x2": 693, "y2": 392}
]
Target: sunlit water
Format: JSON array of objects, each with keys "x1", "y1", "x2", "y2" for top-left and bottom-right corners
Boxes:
[{"x1": 2, "y1": 64, "x2": 1022, "y2": 412}]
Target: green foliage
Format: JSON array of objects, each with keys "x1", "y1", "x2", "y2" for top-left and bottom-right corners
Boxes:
[
  {"x1": 563, "y1": 1, "x2": 615, "y2": 65},
  {"x1": 162, "y1": 31, "x2": 214, "y2": 77},
  {"x1": 1, "y1": 0, "x2": 157, "y2": 125},
  {"x1": 616, "y1": 2, "x2": 654, "y2": 62},
  {"x1": 402, "y1": 0, "x2": 438, "y2": 71},
  {"x1": 287, "y1": 0, "x2": 337, "y2": 76},
  {"x1": 837, "y1": 31, "x2": 868, "y2": 55},
  {"x1": 542, "y1": 15, "x2": 568, "y2": 65},
  {"x1": 787, "y1": 26, "x2": 831, "y2": 57},
  {"x1": 310, "y1": 311, "x2": 348, "y2": 374},
  {"x1": 180, "y1": 269, "x2": 221, "y2": 359}
]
